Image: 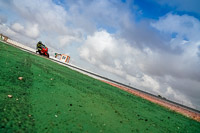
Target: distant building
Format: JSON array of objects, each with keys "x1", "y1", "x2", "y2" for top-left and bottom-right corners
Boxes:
[{"x1": 0, "y1": 34, "x2": 9, "y2": 42}]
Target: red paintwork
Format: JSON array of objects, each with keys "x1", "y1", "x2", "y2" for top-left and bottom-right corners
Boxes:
[
  {"x1": 41, "y1": 47, "x2": 48, "y2": 56},
  {"x1": 38, "y1": 46, "x2": 49, "y2": 58}
]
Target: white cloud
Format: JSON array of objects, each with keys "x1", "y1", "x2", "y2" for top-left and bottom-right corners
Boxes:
[
  {"x1": 25, "y1": 24, "x2": 39, "y2": 39},
  {"x1": 64, "y1": 0, "x2": 133, "y2": 34},
  {"x1": 10, "y1": 22, "x2": 39, "y2": 39},
  {"x1": 0, "y1": 23, "x2": 16, "y2": 37},
  {"x1": 166, "y1": 87, "x2": 194, "y2": 108},
  {"x1": 11, "y1": 23, "x2": 24, "y2": 32},
  {"x1": 58, "y1": 34, "x2": 81, "y2": 46},
  {"x1": 151, "y1": 14, "x2": 200, "y2": 41},
  {"x1": 0, "y1": 22, "x2": 39, "y2": 48},
  {"x1": 12, "y1": 0, "x2": 68, "y2": 34},
  {"x1": 150, "y1": 14, "x2": 200, "y2": 81},
  {"x1": 126, "y1": 74, "x2": 160, "y2": 93},
  {"x1": 0, "y1": 0, "x2": 85, "y2": 48},
  {"x1": 100, "y1": 64, "x2": 125, "y2": 76},
  {"x1": 79, "y1": 30, "x2": 139, "y2": 69},
  {"x1": 0, "y1": 0, "x2": 133, "y2": 47}
]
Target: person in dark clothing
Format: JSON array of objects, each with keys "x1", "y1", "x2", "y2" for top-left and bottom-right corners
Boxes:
[{"x1": 36, "y1": 41, "x2": 45, "y2": 54}]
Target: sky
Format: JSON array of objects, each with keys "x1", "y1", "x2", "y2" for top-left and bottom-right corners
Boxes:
[{"x1": 0, "y1": 0, "x2": 200, "y2": 110}]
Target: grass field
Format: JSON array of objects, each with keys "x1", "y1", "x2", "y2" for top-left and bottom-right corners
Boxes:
[{"x1": 0, "y1": 41, "x2": 200, "y2": 133}]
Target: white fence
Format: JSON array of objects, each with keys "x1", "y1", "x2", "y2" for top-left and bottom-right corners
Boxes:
[{"x1": 7, "y1": 39, "x2": 36, "y2": 53}]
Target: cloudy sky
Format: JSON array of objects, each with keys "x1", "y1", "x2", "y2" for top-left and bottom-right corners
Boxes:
[{"x1": 0, "y1": 0, "x2": 200, "y2": 109}]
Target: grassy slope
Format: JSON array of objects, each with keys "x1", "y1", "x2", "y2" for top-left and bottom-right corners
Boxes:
[{"x1": 0, "y1": 41, "x2": 199, "y2": 133}]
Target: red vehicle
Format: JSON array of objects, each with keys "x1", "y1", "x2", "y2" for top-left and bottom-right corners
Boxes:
[{"x1": 36, "y1": 44, "x2": 49, "y2": 58}]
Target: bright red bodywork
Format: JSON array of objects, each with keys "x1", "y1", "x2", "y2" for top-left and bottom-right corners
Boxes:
[{"x1": 37, "y1": 46, "x2": 49, "y2": 58}]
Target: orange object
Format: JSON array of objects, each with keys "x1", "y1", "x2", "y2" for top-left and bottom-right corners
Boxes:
[
  {"x1": 60, "y1": 54, "x2": 70, "y2": 63},
  {"x1": 55, "y1": 53, "x2": 70, "y2": 63}
]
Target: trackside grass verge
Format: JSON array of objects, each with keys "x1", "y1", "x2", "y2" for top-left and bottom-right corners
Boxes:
[{"x1": 0, "y1": 41, "x2": 200, "y2": 132}]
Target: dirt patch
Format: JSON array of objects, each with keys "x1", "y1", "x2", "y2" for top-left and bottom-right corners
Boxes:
[{"x1": 102, "y1": 80, "x2": 200, "y2": 122}]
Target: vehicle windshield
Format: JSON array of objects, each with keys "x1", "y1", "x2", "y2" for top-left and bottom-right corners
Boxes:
[{"x1": 41, "y1": 45, "x2": 46, "y2": 48}]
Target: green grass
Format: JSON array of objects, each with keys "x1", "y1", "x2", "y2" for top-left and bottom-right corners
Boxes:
[{"x1": 0, "y1": 41, "x2": 200, "y2": 133}]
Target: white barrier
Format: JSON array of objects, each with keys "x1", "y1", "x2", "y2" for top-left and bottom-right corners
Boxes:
[{"x1": 7, "y1": 39, "x2": 36, "y2": 53}]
